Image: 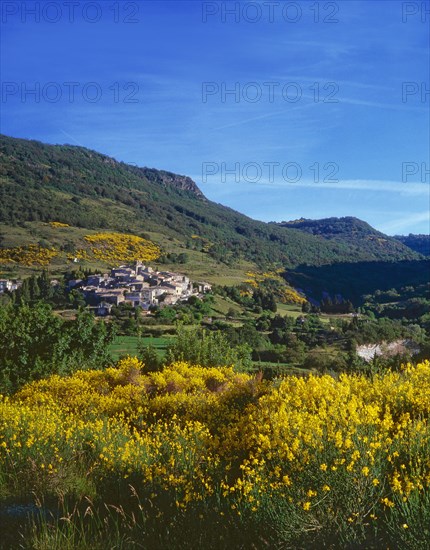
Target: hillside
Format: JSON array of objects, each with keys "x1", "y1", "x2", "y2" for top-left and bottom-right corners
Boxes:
[
  {"x1": 277, "y1": 217, "x2": 417, "y2": 260},
  {"x1": 0, "y1": 135, "x2": 421, "y2": 273},
  {"x1": 286, "y1": 259, "x2": 430, "y2": 305},
  {"x1": 394, "y1": 234, "x2": 430, "y2": 256},
  {"x1": 277, "y1": 217, "x2": 430, "y2": 302}
]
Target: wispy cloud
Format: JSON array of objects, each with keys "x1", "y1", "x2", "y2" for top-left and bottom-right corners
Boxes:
[
  {"x1": 212, "y1": 102, "x2": 317, "y2": 131},
  {"x1": 378, "y1": 211, "x2": 430, "y2": 234},
  {"x1": 198, "y1": 178, "x2": 430, "y2": 197},
  {"x1": 59, "y1": 130, "x2": 85, "y2": 147}
]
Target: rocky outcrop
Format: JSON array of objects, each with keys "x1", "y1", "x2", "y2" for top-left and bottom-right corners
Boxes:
[
  {"x1": 356, "y1": 339, "x2": 421, "y2": 362},
  {"x1": 140, "y1": 168, "x2": 205, "y2": 198}
]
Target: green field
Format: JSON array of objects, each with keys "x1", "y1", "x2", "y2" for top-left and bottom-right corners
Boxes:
[
  {"x1": 275, "y1": 303, "x2": 303, "y2": 318},
  {"x1": 109, "y1": 335, "x2": 173, "y2": 362},
  {"x1": 145, "y1": 231, "x2": 257, "y2": 286},
  {"x1": 210, "y1": 295, "x2": 243, "y2": 317},
  {"x1": 276, "y1": 303, "x2": 343, "y2": 325}
]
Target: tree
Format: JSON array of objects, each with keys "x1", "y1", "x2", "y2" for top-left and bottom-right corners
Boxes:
[
  {"x1": 28, "y1": 276, "x2": 40, "y2": 301},
  {"x1": 38, "y1": 270, "x2": 53, "y2": 300},
  {"x1": 256, "y1": 315, "x2": 270, "y2": 332},
  {"x1": 226, "y1": 307, "x2": 237, "y2": 319},
  {"x1": 68, "y1": 289, "x2": 86, "y2": 309},
  {"x1": 156, "y1": 307, "x2": 177, "y2": 323},
  {"x1": 253, "y1": 289, "x2": 277, "y2": 312},
  {"x1": 59, "y1": 308, "x2": 114, "y2": 369},
  {"x1": 137, "y1": 342, "x2": 162, "y2": 372},
  {"x1": 0, "y1": 303, "x2": 114, "y2": 393},
  {"x1": 166, "y1": 325, "x2": 252, "y2": 371},
  {"x1": 302, "y1": 301, "x2": 311, "y2": 313},
  {"x1": 0, "y1": 302, "x2": 62, "y2": 391},
  {"x1": 14, "y1": 278, "x2": 30, "y2": 303}
]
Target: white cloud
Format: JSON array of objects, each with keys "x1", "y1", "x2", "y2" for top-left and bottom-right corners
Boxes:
[
  {"x1": 197, "y1": 177, "x2": 430, "y2": 197},
  {"x1": 378, "y1": 211, "x2": 430, "y2": 234}
]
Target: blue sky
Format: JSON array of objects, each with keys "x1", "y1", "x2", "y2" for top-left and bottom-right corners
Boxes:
[{"x1": 1, "y1": 0, "x2": 429, "y2": 234}]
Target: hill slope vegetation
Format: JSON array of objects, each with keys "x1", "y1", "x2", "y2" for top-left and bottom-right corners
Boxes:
[
  {"x1": 0, "y1": 135, "x2": 421, "y2": 270},
  {"x1": 277, "y1": 217, "x2": 418, "y2": 260}
]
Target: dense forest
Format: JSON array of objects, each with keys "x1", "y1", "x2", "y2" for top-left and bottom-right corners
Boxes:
[
  {"x1": 277, "y1": 217, "x2": 419, "y2": 260},
  {"x1": 394, "y1": 234, "x2": 430, "y2": 256},
  {"x1": 285, "y1": 259, "x2": 430, "y2": 305}
]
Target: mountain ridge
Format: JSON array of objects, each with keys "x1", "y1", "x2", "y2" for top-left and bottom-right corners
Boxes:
[
  {"x1": 0, "y1": 134, "x2": 422, "y2": 271},
  {"x1": 276, "y1": 216, "x2": 417, "y2": 259},
  {"x1": 394, "y1": 234, "x2": 430, "y2": 256}
]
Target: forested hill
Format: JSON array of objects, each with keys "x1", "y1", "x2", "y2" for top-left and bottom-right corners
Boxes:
[
  {"x1": 277, "y1": 217, "x2": 418, "y2": 260},
  {"x1": 394, "y1": 234, "x2": 430, "y2": 256},
  {"x1": 0, "y1": 134, "x2": 421, "y2": 268}
]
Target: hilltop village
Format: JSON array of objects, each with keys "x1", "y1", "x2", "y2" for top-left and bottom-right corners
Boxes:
[{"x1": 67, "y1": 262, "x2": 212, "y2": 316}]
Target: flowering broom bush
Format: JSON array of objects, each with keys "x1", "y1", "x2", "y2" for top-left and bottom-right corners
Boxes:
[
  {"x1": 1, "y1": 359, "x2": 430, "y2": 548},
  {"x1": 82, "y1": 232, "x2": 160, "y2": 264},
  {"x1": 0, "y1": 244, "x2": 58, "y2": 266}
]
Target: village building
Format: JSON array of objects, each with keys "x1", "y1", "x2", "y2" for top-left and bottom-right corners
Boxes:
[
  {"x1": 96, "y1": 301, "x2": 113, "y2": 316},
  {"x1": 124, "y1": 291, "x2": 145, "y2": 308},
  {"x1": 195, "y1": 282, "x2": 212, "y2": 294},
  {"x1": 0, "y1": 279, "x2": 22, "y2": 293},
  {"x1": 68, "y1": 279, "x2": 83, "y2": 289},
  {"x1": 94, "y1": 289, "x2": 125, "y2": 306},
  {"x1": 73, "y1": 261, "x2": 211, "y2": 313},
  {"x1": 0, "y1": 279, "x2": 12, "y2": 293}
]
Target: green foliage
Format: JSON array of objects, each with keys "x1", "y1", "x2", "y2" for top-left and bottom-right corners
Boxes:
[
  {"x1": 217, "y1": 284, "x2": 279, "y2": 312},
  {"x1": 158, "y1": 251, "x2": 188, "y2": 264},
  {"x1": 395, "y1": 234, "x2": 430, "y2": 256},
  {"x1": 14, "y1": 271, "x2": 54, "y2": 303},
  {"x1": 0, "y1": 135, "x2": 421, "y2": 271},
  {"x1": 137, "y1": 341, "x2": 163, "y2": 372},
  {"x1": 109, "y1": 303, "x2": 143, "y2": 336},
  {"x1": 342, "y1": 316, "x2": 425, "y2": 346},
  {"x1": 153, "y1": 296, "x2": 213, "y2": 326},
  {"x1": 252, "y1": 288, "x2": 277, "y2": 312},
  {"x1": 166, "y1": 325, "x2": 252, "y2": 371},
  {"x1": 68, "y1": 288, "x2": 86, "y2": 309},
  {"x1": 287, "y1": 260, "x2": 430, "y2": 306},
  {"x1": 0, "y1": 303, "x2": 114, "y2": 392},
  {"x1": 363, "y1": 283, "x2": 430, "y2": 324},
  {"x1": 320, "y1": 295, "x2": 354, "y2": 314},
  {"x1": 280, "y1": 216, "x2": 423, "y2": 261},
  {"x1": 155, "y1": 306, "x2": 177, "y2": 323},
  {"x1": 0, "y1": 302, "x2": 63, "y2": 391}
]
